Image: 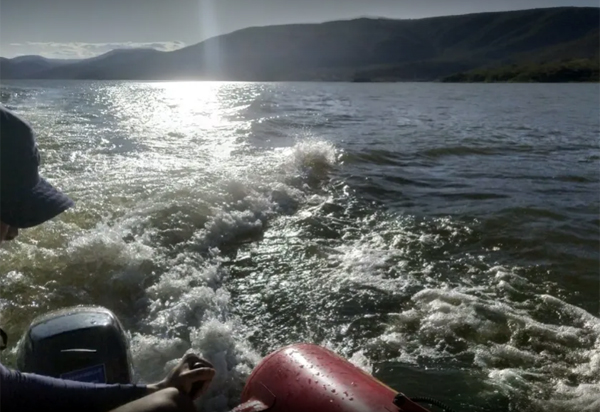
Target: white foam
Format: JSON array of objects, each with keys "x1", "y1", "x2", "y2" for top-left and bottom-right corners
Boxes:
[
  {"x1": 347, "y1": 349, "x2": 373, "y2": 374},
  {"x1": 117, "y1": 137, "x2": 340, "y2": 410},
  {"x1": 381, "y1": 281, "x2": 600, "y2": 411},
  {"x1": 283, "y1": 139, "x2": 339, "y2": 173}
]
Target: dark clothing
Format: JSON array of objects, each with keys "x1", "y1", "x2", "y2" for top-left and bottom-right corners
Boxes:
[{"x1": 0, "y1": 362, "x2": 149, "y2": 412}]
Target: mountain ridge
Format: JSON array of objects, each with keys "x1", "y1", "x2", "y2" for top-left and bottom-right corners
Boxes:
[{"x1": 1, "y1": 6, "x2": 598, "y2": 81}]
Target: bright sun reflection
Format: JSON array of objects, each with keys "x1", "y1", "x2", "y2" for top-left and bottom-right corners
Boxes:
[
  {"x1": 156, "y1": 81, "x2": 237, "y2": 160},
  {"x1": 104, "y1": 80, "x2": 247, "y2": 165},
  {"x1": 151, "y1": 81, "x2": 227, "y2": 130}
]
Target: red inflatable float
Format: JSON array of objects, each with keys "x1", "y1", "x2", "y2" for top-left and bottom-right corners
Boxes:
[{"x1": 231, "y1": 343, "x2": 432, "y2": 412}]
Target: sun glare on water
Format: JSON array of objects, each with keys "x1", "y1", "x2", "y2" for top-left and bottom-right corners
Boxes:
[
  {"x1": 107, "y1": 81, "x2": 248, "y2": 166},
  {"x1": 152, "y1": 81, "x2": 226, "y2": 127}
]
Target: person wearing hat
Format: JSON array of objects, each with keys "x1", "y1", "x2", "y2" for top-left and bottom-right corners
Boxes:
[{"x1": 0, "y1": 105, "x2": 215, "y2": 412}]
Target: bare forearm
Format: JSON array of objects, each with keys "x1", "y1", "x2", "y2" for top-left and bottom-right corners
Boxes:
[{"x1": 109, "y1": 388, "x2": 196, "y2": 412}]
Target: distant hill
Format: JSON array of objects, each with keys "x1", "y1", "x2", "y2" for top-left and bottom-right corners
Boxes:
[
  {"x1": 33, "y1": 48, "x2": 164, "y2": 80},
  {"x1": 0, "y1": 56, "x2": 77, "y2": 79},
  {"x1": 1, "y1": 7, "x2": 598, "y2": 82}
]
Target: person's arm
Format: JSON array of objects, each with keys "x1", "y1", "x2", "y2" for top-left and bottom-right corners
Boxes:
[
  {"x1": 0, "y1": 363, "x2": 152, "y2": 412},
  {"x1": 108, "y1": 388, "x2": 197, "y2": 412},
  {"x1": 0, "y1": 353, "x2": 215, "y2": 412},
  {"x1": 107, "y1": 354, "x2": 216, "y2": 412}
]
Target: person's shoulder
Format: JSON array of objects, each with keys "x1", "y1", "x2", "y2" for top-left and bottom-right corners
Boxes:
[
  {"x1": 0, "y1": 105, "x2": 27, "y2": 123},
  {"x1": 0, "y1": 105, "x2": 33, "y2": 134}
]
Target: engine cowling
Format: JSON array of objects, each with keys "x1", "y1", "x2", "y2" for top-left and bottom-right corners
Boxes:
[{"x1": 16, "y1": 306, "x2": 133, "y2": 384}]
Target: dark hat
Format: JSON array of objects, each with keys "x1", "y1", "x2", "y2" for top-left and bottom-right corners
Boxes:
[{"x1": 1, "y1": 106, "x2": 74, "y2": 228}]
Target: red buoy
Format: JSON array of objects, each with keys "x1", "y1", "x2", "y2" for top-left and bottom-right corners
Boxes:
[{"x1": 231, "y1": 343, "x2": 430, "y2": 412}]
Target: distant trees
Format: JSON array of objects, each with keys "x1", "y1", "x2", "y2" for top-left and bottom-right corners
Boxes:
[{"x1": 442, "y1": 58, "x2": 599, "y2": 82}]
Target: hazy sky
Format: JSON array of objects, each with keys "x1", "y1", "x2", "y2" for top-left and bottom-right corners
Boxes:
[{"x1": 1, "y1": 0, "x2": 598, "y2": 58}]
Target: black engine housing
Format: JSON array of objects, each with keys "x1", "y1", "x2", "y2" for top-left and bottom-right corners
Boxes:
[{"x1": 16, "y1": 306, "x2": 133, "y2": 384}]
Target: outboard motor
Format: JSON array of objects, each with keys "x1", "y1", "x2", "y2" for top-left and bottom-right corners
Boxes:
[
  {"x1": 231, "y1": 343, "x2": 435, "y2": 412},
  {"x1": 16, "y1": 306, "x2": 133, "y2": 384}
]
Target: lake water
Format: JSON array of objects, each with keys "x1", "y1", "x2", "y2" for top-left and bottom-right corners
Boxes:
[{"x1": 0, "y1": 81, "x2": 598, "y2": 412}]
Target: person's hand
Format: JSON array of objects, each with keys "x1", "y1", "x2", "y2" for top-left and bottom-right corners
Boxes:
[{"x1": 149, "y1": 353, "x2": 216, "y2": 400}]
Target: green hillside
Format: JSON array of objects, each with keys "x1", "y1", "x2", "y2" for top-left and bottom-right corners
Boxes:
[{"x1": 441, "y1": 58, "x2": 599, "y2": 83}]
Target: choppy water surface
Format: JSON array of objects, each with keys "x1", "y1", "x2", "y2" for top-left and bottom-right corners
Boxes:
[{"x1": 0, "y1": 81, "x2": 598, "y2": 412}]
